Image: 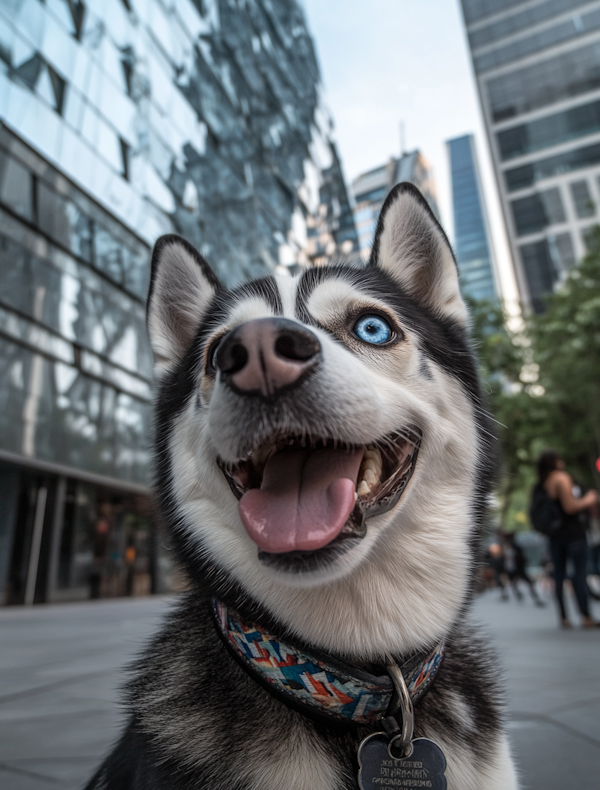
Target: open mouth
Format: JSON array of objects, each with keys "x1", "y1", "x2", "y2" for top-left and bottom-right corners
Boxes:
[{"x1": 218, "y1": 427, "x2": 421, "y2": 568}]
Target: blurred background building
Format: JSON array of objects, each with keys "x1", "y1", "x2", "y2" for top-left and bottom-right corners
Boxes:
[
  {"x1": 461, "y1": 0, "x2": 600, "y2": 311},
  {"x1": 351, "y1": 150, "x2": 439, "y2": 259},
  {"x1": 0, "y1": 0, "x2": 357, "y2": 605},
  {"x1": 447, "y1": 133, "x2": 499, "y2": 301}
]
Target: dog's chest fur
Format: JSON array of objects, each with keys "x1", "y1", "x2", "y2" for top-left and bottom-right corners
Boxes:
[{"x1": 94, "y1": 593, "x2": 514, "y2": 790}]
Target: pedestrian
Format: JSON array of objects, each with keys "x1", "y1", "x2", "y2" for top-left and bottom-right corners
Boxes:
[
  {"x1": 501, "y1": 532, "x2": 545, "y2": 606},
  {"x1": 486, "y1": 541, "x2": 508, "y2": 600},
  {"x1": 534, "y1": 450, "x2": 599, "y2": 628},
  {"x1": 587, "y1": 502, "x2": 600, "y2": 600},
  {"x1": 588, "y1": 502, "x2": 600, "y2": 576}
]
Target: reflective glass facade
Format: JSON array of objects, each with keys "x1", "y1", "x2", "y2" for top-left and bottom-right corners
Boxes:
[
  {"x1": 447, "y1": 135, "x2": 498, "y2": 301},
  {"x1": 0, "y1": 0, "x2": 356, "y2": 282},
  {"x1": 0, "y1": 125, "x2": 161, "y2": 605},
  {"x1": 461, "y1": 0, "x2": 600, "y2": 311},
  {"x1": 0, "y1": 0, "x2": 356, "y2": 604}
]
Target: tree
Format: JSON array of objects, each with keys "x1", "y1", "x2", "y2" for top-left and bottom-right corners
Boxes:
[
  {"x1": 467, "y1": 298, "x2": 547, "y2": 530},
  {"x1": 529, "y1": 230, "x2": 600, "y2": 488},
  {"x1": 468, "y1": 232, "x2": 600, "y2": 530}
]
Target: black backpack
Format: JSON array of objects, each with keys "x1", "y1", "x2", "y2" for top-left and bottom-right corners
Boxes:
[{"x1": 529, "y1": 485, "x2": 564, "y2": 536}]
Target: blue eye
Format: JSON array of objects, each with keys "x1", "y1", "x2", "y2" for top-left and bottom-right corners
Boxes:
[{"x1": 353, "y1": 315, "x2": 392, "y2": 345}]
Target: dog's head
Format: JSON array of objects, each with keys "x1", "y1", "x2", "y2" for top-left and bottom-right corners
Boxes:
[{"x1": 148, "y1": 183, "x2": 492, "y2": 658}]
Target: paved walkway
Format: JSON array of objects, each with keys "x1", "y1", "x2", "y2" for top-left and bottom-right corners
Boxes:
[
  {"x1": 472, "y1": 587, "x2": 600, "y2": 789},
  {"x1": 0, "y1": 588, "x2": 598, "y2": 789}
]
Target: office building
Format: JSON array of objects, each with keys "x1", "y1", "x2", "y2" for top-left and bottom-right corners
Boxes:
[
  {"x1": 447, "y1": 134, "x2": 499, "y2": 301},
  {"x1": 351, "y1": 150, "x2": 440, "y2": 260},
  {"x1": 460, "y1": 0, "x2": 600, "y2": 311},
  {"x1": 0, "y1": 0, "x2": 356, "y2": 605}
]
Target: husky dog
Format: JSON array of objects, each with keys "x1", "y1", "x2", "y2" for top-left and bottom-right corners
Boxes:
[{"x1": 86, "y1": 184, "x2": 519, "y2": 790}]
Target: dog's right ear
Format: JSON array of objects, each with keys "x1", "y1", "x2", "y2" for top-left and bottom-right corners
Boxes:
[
  {"x1": 369, "y1": 183, "x2": 468, "y2": 324},
  {"x1": 147, "y1": 235, "x2": 220, "y2": 378}
]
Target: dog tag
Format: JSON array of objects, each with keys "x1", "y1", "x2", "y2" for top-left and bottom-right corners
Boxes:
[{"x1": 358, "y1": 733, "x2": 447, "y2": 790}]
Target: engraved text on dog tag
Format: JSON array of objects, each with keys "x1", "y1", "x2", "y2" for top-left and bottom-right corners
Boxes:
[{"x1": 358, "y1": 733, "x2": 447, "y2": 790}]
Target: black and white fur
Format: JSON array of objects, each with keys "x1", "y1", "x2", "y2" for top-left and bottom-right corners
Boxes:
[{"x1": 86, "y1": 183, "x2": 519, "y2": 790}]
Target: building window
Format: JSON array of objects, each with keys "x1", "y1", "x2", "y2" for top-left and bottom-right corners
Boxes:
[
  {"x1": 582, "y1": 225, "x2": 600, "y2": 251},
  {"x1": 0, "y1": 148, "x2": 34, "y2": 221},
  {"x1": 119, "y1": 138, "x2": 130, "y2": 181},
  {"x1": 487, "y1": 42, "x2": 600, "y2": 123},
  {"x1": 570, "y1": 180, "x2": 595, "y2": 218},
  {"x1": 12, "y1": 55, "x2": 67, "y2": 116},
  {"x1": 58, "y1": 480, "x2": 152, "y2": 597},
  {"x1": 354, "y1": 187, "x2": 386, "y2": 205},
  {"x1": 37, "y1": 181, "x2": 93, "y2": 263},
  {"x1": 67, "y1": 1, "x2": 86, "y2": 41},
  {"x1": 511, "y1": 188, "x2": 565, "y2": 236},
  {"x1": 469, "y1": 0, "x2": 592, "y2": 51},
  {"x1": 549, "y1": 233, "x2": 575, "y2": 272},
  {"x1": 504, "y1": 143, "x2": 600, "y2": 192},
  {"x1": 47, "y1": 65, "x2": 66, "y2": 116},
  {"x1": 462, "y1": 0, "x2": 525, "y2": 25},
  {"x1": 474, "y1": 9, "x2": 600, "y2": 74},
  {"x1": 497, "y1": 100, "x2": 600, "y2": 161},
  {"x1": 519, "y1": 240, "x2": 560, "y2": 312},
  {"x1": 93, "y1": 225, "x2": 126, "y2": 284},
  {"x1": 121, "y1": 51, "x2": 134, "y2": 97}
]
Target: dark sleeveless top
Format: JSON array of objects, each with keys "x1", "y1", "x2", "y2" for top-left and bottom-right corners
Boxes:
[{"x1": 550, "y1": 496, "x2": 587, "y2": 541}]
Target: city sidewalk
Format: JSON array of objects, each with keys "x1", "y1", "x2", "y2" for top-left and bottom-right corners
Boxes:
[
  {"x1": 473, "y1": 587, "x2": 600, "y2": 789},
  {"x1": 0, "y1": 589, "x2": 598, "y2": 789}
]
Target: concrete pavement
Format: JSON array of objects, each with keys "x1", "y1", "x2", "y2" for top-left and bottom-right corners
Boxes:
[
  {"x1": 0, "y1": 597, "x2": 172, "y2": 789},
  {"x1": 473, "y1": 587, "x2": 600, "y2": 789},
  {"x1": 0, "y1": 588, "x2": 598, "y2": 789}
]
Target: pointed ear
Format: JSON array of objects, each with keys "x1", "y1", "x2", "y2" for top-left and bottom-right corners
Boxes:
[
  {"x1": 147, "y1": 235, "x2": 220, "y2": 377},
  {"x1": 369, "y1": 183, "x2": 468, "y2": 324}
]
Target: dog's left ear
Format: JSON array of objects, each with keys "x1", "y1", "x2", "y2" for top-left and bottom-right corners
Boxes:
[
  {"x1": 147, "y1": 234, "x2": 221, "y2": 378},
  {"x1": 369, "y1": 183, "x2": 468, "y2": 324}
]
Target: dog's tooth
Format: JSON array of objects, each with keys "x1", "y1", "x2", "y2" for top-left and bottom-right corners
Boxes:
[
  {"x1": 364, "y1": 447, "x2": 382, "y2": 464},
  {"x1": 364, "y1": 469, "x2": 377, "y2": 485},
  {"x1": 365, "y1": 467, "x2": 381, "y2": 485},
  {"x1": 358, "y1": 480, "x2": 370, "y2": 496}
]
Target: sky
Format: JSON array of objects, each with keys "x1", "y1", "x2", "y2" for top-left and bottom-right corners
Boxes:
[{"x1": 302, "y1": 0, "x2": 519, "y2": 304}]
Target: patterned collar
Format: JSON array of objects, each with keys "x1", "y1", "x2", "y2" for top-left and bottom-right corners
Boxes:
[{"x1": 213, "y1": 599, "x2": 445, "y2": 726}]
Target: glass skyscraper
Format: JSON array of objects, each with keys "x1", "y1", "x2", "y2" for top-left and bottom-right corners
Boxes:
[
  {"x1": 0, "y1": 0, "x2": 356, "y2": 605},
  {"x1": 447, "y1": 134, "x2": 498, "y2": 301},
  {"x1": 460, "y1": 0, "x2": 600, "y2": 311},
  {"x1": 351, "y1": 150, "x2": 440, "y2": 260}
]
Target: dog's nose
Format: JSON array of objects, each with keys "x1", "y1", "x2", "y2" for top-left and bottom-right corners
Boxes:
[{"x1": 215, "y1": 317, "x2": 321, "y2": 398}]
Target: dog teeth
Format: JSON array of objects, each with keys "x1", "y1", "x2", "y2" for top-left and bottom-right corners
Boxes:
[
  {"x1": 357, "y1": 480, "x2": 371, "y2": 497},
  {"x1": 357, "y1": 447, "x2": 383, "y2": 497}
]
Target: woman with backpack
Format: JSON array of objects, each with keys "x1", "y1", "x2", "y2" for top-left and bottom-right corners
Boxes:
[{"x1": 533, "y1": 451, "x2": 599, "y2": 628}]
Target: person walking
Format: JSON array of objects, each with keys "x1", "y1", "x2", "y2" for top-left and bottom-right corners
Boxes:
[
  {"x1": 501, "y1": 532, "x2": 545, "y2": 606},
  {"x1": 535, "y1": 451, "x2": 599, "y2": 628}
]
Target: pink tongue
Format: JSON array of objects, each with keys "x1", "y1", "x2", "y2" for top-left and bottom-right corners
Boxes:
[{"x1": 239, "y1": 447, "x2": 364, "y2": 553}]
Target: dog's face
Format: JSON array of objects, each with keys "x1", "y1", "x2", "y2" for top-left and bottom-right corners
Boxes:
[{"x1": 148, "y1": 184, "x2": 491, "y2": 658}]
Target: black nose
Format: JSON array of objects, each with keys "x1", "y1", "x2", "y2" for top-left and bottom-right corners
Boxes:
[{"x1": 215, "y1": 317, "x2": 321, "y2": 398}]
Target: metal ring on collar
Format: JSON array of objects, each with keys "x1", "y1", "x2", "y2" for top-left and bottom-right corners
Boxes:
[{"x1": 385, "y1": 656, "x2": 414, "y2": 758}]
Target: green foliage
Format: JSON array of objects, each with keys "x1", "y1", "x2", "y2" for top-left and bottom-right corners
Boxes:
[
  {"x1": 529, "y1": 230, "x2": 600, "y2": 487},
  {"x1": 468, "y1": 297, "x2": 546, "y2": 530},
  {"x1": 467, "y1": 234, "x2": 600, "y2": 529}
]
